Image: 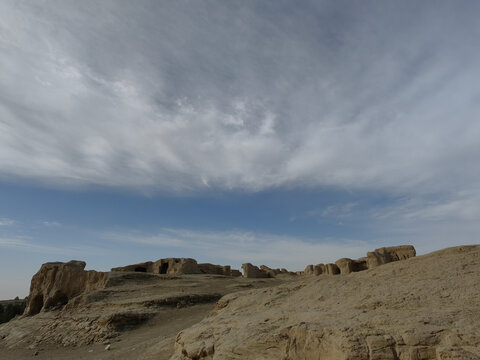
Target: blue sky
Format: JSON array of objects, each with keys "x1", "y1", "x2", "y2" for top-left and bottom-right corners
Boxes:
[{"x1": 1, "y1": 1, "x2": 480, "y2": 298}]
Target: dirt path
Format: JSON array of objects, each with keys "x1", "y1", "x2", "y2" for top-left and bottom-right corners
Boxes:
[{"x1": 1, "y1": 303, "x2": 213, "y2": 360}]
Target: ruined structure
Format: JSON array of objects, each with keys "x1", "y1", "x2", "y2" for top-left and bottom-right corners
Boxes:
[
  {"x1": 241, "y1": 263, "x2": 269, "y2": 278},
  {"x1": 366, "y1": 245, "x2": 416, "y2": 268},
  {"x1": 241, "y1": 264, "x2": 295, "y2": 278},
  {"x1": 22, "y1": 246, "x2": 416, "y2": 317},
  {"x1": 111, "y1": 258, "x2": 241, "y2": 277},
  {"x1": 243, "y1": 246, "x2": 416, "y2": 278},
  {"x1": 301, "y1": 245, "x2": 416, "y2": 276},
  {"x1": 25, "y1": 261, "x2": 108, "y2": 315}
]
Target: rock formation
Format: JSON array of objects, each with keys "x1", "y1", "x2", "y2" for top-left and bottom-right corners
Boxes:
[
  {"x1": 325, "y1": 262, "x2": 340, "y2": 275},
  {"x1": 198, "y1": 263, "x2": 241, "y2": 277},
  {"x1": 303, "y1": 264, "x2": 315, "y2": 275},
  {"x1": 229, "y1": 269, "x2": 242, "y2": 277},
  {"x1": 334, "y1": 258, "x2": 355, "y2": 274},
  {"x1": 110, "y1": 261, "x2": 154, "y2": 273},
  {"x1": 302, "y1": 245, "x2": 416, "y2": 276},
  {"x1": 313, "y1": 263, "x2": 326, "y2": 275},
  {"x1": 241, "y1": 263, "x2": 269, "y2": 278},
  {"x1": 3, "y1": 244, "x2": 479, "y2": 360},
  {"x1": 302, "y1": 263, "x2": 327, "y2": 275},
  {"x1": 154, "y1": 258, "x2": 200, "y2": 275},
  {"x1": 0, "y1": 269, "x2": 286, "y2": 352},
  {"x1": 171, "y1": 245, "x2": 480, "y2": 360},
  {"x1": 112, "y1": 258, "x2": 241, "y2": 276},
  {"x1": 335, "y1": 257, "x2": 368, "y2": 274},
  {"x1": 366, "y1": 245, "x2": 416, "y2": 268},
  {"x1": 25, "y1": 261, "x2": 108, "y2": 315}
]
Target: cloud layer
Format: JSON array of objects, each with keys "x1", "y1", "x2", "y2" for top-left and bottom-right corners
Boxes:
[{"x1": 1, "y1": 1, "x2": 479, "y2": 197}]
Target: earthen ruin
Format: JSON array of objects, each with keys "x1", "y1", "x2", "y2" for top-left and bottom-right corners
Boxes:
[
  {"x1": 298, "y1": 245, "x2": 416, "y2": 276},
  {"x1": 23, "y1": 245, "x2": 416, "y2": 317},
  {"x1": 111, "y1": 258, "x2": 241, "y2": 277}
]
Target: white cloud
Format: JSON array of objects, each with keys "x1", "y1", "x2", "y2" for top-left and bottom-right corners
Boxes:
[
  {"x1": 321, "y1": 202, "x2": 358, "y2": 218},
  {"x1": 42, "y1": 221, "x2": 61, "y2": 227},
  {"x1": 370, "y1": 190, "x2": 480, "y2": 223},
  {"x1": 0, "y1": 234, "x2": 112, "y2": 258},
  {"x1": 0, "y1": 1, "x2": 479, "y2": 259},
  {"x1": 0, "y1": 236, "x2": 74, "y2": 255},
  {"x1": 0, "y1": 1, "x2": 478, "y2": 199},
  {"x1": 0, "y1": 218, "x2": 14, "y2": 226}
]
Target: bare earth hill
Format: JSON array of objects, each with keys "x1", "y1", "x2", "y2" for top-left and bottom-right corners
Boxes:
[
  {"x1": 171, "y1": 245, "x2": 480, "y2": 360},
  {"x1": 0, "y1": 270, "x2": 290, "y2": 359},
  {"x1": 1, "y1": 245, "x2": 479, "y2": 359}
]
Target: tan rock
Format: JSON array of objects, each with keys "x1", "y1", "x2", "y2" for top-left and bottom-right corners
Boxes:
[
  {"x1": 111, "y1": 258, "x2": 241, "y2": 276},
  {"x1": 301, "y1": 246, "x2": 415, "y2": 277},
  {"x1": 153, "y1": 258, "x2": 200, "y2": 274},
  {"x1": 171, "y1": 245, "x2": 480, "y2": 360},
  {"x1": 110, "y1": 261, "x2": 154, "y2": 273},
  {"x1": 197, "y1": 263, "x2": 229, "y2": 276},
  {"x1": 335, "y1": 258, "x2": 355, "y2": 274},
  {"x1": 229, "y1": 269, "x2": 242, "y2": 277},
  {"x1": 25, "y1": 261, "x2": 108, "y2": 316},
  {"x1": 303, "y1": 264, "x2": 315, "y2": 275},
  {"x1": 325, "y1": 263, "x2": 340, "y2": 275},
  {"x1": 334, "y1": 258, "x2": 368, "y2": 274},
  {"x1": 367, "y1": 245, "x2": 416, "y2": 268},
  {"x1": 301, "y1": 264, "x2": 325, "y2": 276},
  {"x1": 354, "y1": 257, "x2": 368, "y2": 271},
  {"x1": 241, "y1": 263, "x2": 269, "y2": 278},
  {"x1": 111, "y1": 258, "x2": 201, "y2": 275},
  {"x1": 259, "y1": 265, "x2": 278, "y2": 278},
  {"x1": 0, "y1": 271, "x2": 286, "y2": 351},
  {"x1": 313, "y1": 264, "x2": 326, "y2": 275}
]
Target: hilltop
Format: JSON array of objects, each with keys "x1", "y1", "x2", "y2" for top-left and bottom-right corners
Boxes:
[{"x1": 1, "y1": 245, "x2": 479, "y2": 359}]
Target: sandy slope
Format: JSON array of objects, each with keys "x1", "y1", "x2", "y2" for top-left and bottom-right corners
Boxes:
[
  {"x1": 2, "y1": 246, "x2": 479, "y2": 359},
  {"x1": 171, "y1": 246, "x2": 480, "y2": 359},
  {"x1": 0, "y1": 272, "x2": 290, "y2": 359}
]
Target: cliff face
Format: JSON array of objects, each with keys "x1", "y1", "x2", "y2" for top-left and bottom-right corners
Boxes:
[
  {"x1": 171, "y1": 246, "x2": 480, "y2": 360},
  {"x1": 25, "y1": 260, "x2": 108, "y2": 315}
]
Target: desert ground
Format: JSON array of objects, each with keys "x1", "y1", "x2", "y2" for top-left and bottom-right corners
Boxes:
[
  {"x1": 1, "y1": 245, "x2": 479, "y2": 359},
  {"x1": 0, "y1": 271, "x2": 291, "y2": 359}
]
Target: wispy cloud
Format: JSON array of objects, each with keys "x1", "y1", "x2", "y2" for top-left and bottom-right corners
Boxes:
[
  {"x1": 369, "y1": 190, "x2": 480, "y2": 222},
  {"x1": 319, "y1": 202, "x2": 358, "y2": 219},
  {"x1": 0, "y1": 1, "x2": 478, "y2": 200},
  {"x1": 0, "y1": 230, "x2": 109, "y2": 257},
  {"x1": 42, "y1": 221, "x2": 62, "y2": 227},
  {"x1": 0, "y1": 1, "x2": 479, "y2": 279},
  {"x1": 0, "y1": 217, "x2": 14, "y2": 226},
  {"x1": 0, "y1": 236, "x2": 77, "y2": 255}
]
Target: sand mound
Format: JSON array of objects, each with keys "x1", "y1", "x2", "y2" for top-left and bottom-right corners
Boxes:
[{"x1": 171, "y1": 245, "x2": 480, "y2": 359}]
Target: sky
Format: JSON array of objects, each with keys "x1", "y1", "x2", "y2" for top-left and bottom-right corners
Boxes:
[{"x1": 0, "y1": 1, "x2": 479, "y2": 298}]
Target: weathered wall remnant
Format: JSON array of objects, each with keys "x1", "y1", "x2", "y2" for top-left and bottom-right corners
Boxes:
[
  {"x1": 229, "y1": 269, "x2": 243, "y2": 277},
  {"x1": 301, "y1": 245, "x2": 416, "y2": 276},
  {"x1": 25, "y1": 261, "x2": 108, "y2": 316},
  {"x1": 366, "y1": 245, "x2": 416, "y2": 268},
  {"x1": 241, "y1": 263, "x2": 269, "y2": 278},
  {"x1": 112, "y1": 258, "x2": 241, "y2": 277},
  {"x1": 325, "y1": 263, "x2": 340, "y2": 275},
  {"x1": 334, "y1": 258, "x2": 368, "y2": 274},
  {"x1": 153, "y1": 258, "x2": 200, "y2": 275},
  {"x1": 111, "y1": 261, "x2": 154, "y2": 273}
]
